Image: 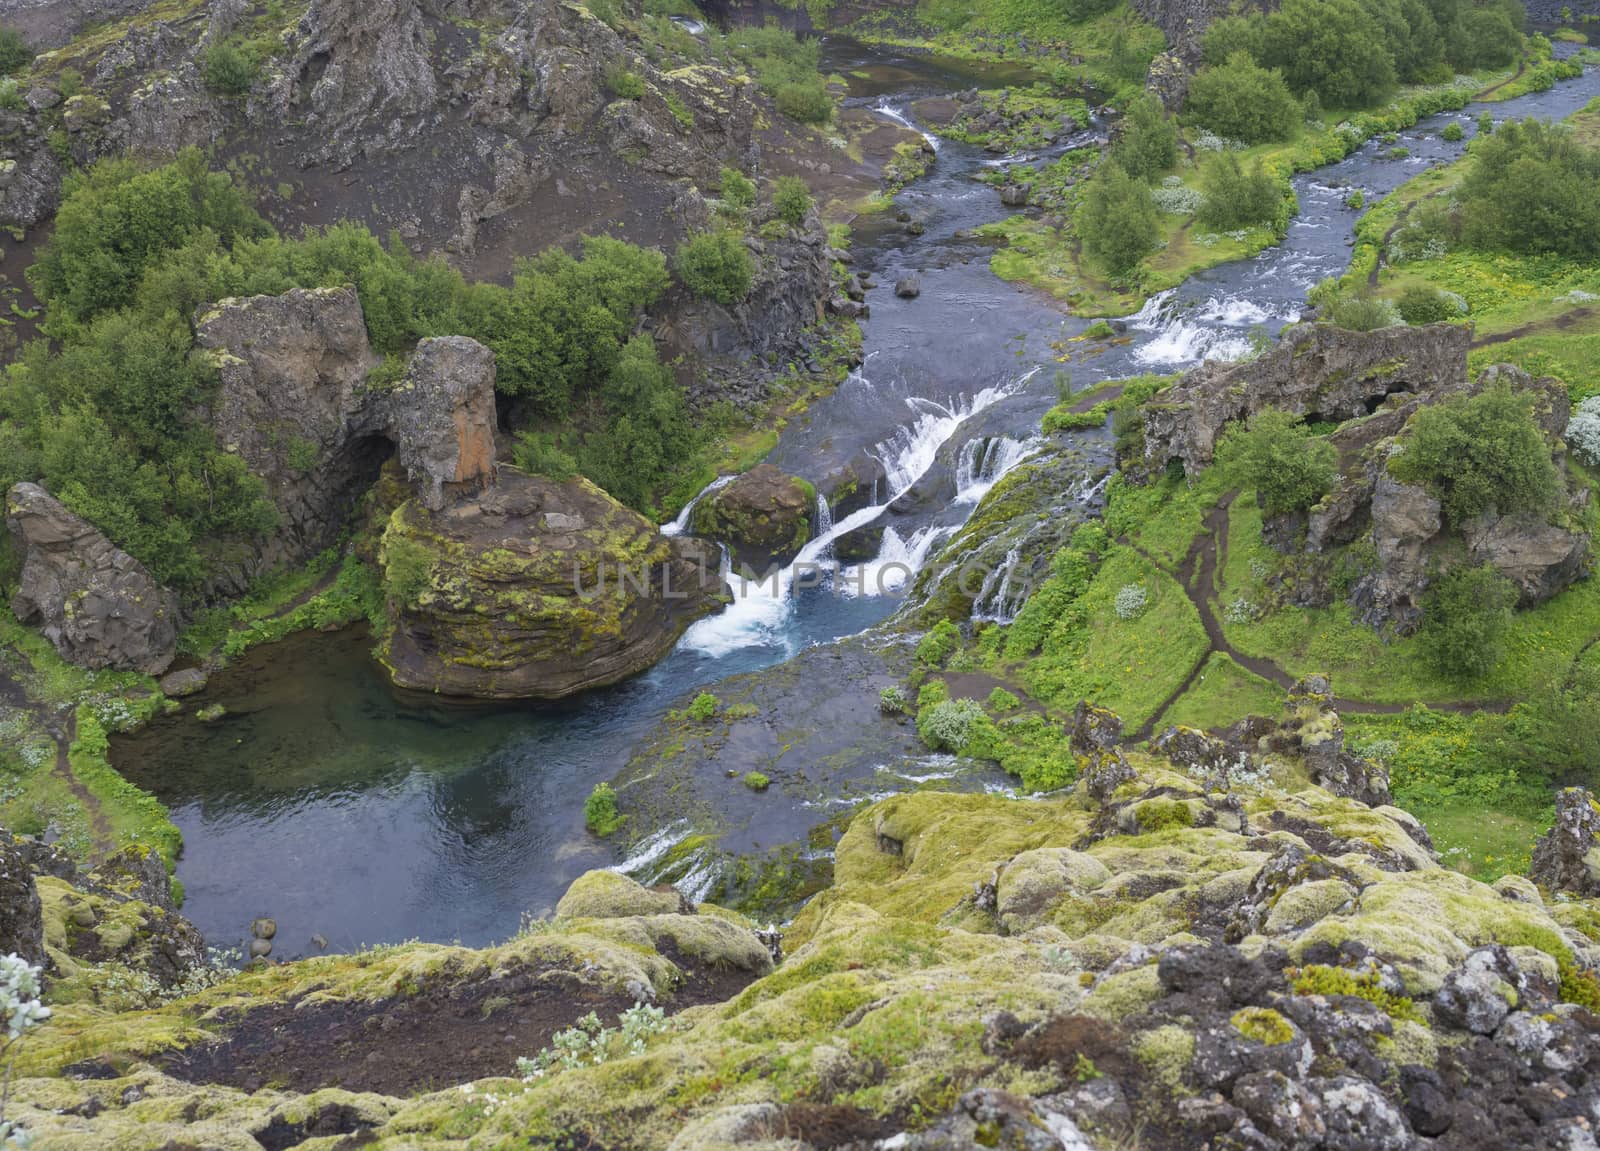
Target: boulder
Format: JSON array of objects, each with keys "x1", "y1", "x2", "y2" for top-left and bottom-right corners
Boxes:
[
  {"x1": 194, "y1": 287, "x2": 499, "y2": 597},
  {"x1": 0, "y1": 836, "x2": 45, "y2": 967},
  {"x1": 1529, "y1": 787, "x2": 1600, "y2": 898},
  {"x1": 6, "y1": 482, "x2": 179, "y2": 675},
  {"x1": 1142, "y1": 322, "x2": 1472, "y2": 477},
  {"x1": 379, "y1": 469, "x2": 727, "y2": 699},
  {"x1": 894, "y1": 275, "x2": 922, "y2": 299},
  {"x1": 689, "y1": 464, "x2": 814, "y2": 572},
  {"x1": 157, "y1": 668, "x2": 208, "y2": 698},
  {"x1": 997, "y1": 848, "x2": 1111, "y2": 928},
  {"x1": 998, "y1": 184, "x2": 1029, "y2": 207}
]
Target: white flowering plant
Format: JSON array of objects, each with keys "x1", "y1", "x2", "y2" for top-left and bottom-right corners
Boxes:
[
  {"x1": 1, "y1": 954, "x2": 51, "y2": 1148},
  {"x1": 1566, "y1": 396, "x2": 1600, "y2": 468},
  {"x1": 515, "y1": 1001, "x2": 668, "y2": 1082},
  {"x1": 1113, "y1": 584, "x2": 1148, "y2": 620}
]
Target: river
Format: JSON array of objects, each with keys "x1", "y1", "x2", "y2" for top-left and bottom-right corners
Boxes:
[{"x1": 111, "y1": 41, "x2": 1600, "y2": 956}]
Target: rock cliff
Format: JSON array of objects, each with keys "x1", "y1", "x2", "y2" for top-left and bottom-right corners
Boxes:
[
  {"x1": 5, "y1": 482, "x2": 179, "y2": 674},
  {"x1": 379, "y1": 469, "x2": 726, "y2": 699}
]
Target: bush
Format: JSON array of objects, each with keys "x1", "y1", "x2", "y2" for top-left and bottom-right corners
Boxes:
[
  {"x1": 1259, "y1": 0, "x2": 1397, "y2": 107},
  {"x1": 1312, "y1": 283, "x2": 1400, "y2": 331},
  {"x1": 1389, "y1": 382, "x2": 1562, "y2": 529},
  {"x1": 775, "y1": 79, "x2": 832, "y2": 124},
  {"x1": 513, "y1": 431, "x2": 578, "y2": 482},
  {"x1": 915, "y1": 619, "x2": 961, "y2": 666},
  {"x1": 1566, "y1": 396, "x2": 1600, "y2": 467},
  {"x1": 1196, "y1": 153, "x2": 1282, "y2": 231},
  {"x1": 1460, "y1": 118, "x2": 1600, "y2": 260},
  {"x1": 1419, "y1": 565, "x2": 1518, "y2": 680},
  {"x1": 1441, "y1": 121, "x2": 1465, "y2": 142},
  {"x1": 986, "y1": 686, "x2": 1021, "y2": 712},
  {"x1": 1345, "y1": 190, "x2": 1365, "y2": 210},
  {"x1": 1078, "y1": 161, "x2": 1160, "y2": 276},
  {"x1": 772, "y1": 175, "x2": 812, "y2": 227},
  {"x1": 202, "y1": 40, "x2": 259, "y2": 96},
  {"x1": 1219, "y1": 410, "x2": 1338, "y2": 515},
  {"x1": 917, "y1": 698, "x2": 986, "y2": 752},
  {"x1": 674, "y1": 231, "x2": 753, "y2": 304},
  {"x1": 719, "y1": 166, "x2": 756, "y2": 210},
  {"x1": 1397, "y1": 284, "x2": 1459, "y2": 325},
  {"x1": 1115, "y1": 93, "x2": 1178, "y2": 183},
  {"x1": 1184, "y1": 52, "x2": 1302, "y2": 145},
  {"x1": 878, "y1": 685, "x2": 908, "y2": 714},
  {"x1": 686, "y1": 692, "x2": 719, "y2": 721},
  {"x1": 742, "y1": 771, "x2": 770, "y2": 790},
  {"x1": 0, "y1": 26, "x2": 28, "y2": 76},
  {"x1": 606, "y1": 66, "x2": 645, "y2": 100},
  {"x1": 584, "y1": 783, "x2": 625, "y2": 835}
]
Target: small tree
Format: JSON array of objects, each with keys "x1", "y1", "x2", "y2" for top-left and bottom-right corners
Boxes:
[
  {"x1": 1196, "y1": 152, "x2": 1282, "y2": 231},
  {"x1": 0, "y1": 26, "x2": 29, "y2": 76},
  {"x1": 1220, "y1": 409, "x2": 1338, "y2": 515},
  {"x1": 202, "y1": 40, "x2": 259, "y2": 96},
  {"x1": 1184, "y1": 52, "x2": 1302, "y2": 145},
  {"x1": 675, "y1": 231, "x2": 753, "y2": 304},
  {"x1": 1397, "y1": 285, "x2": 1458, "y2": 325},
  {"x1": 1419, "y1": 565, "x2": 1518, "y2": 680},
  {"x1": 1078, "y1": 161, "x2": 1160, "y2": 277},
  {"x1": 772, "y1": 175, "x2": 812, "y2": 227},
  {"x1": 1389, "y1": 382, "x2": 1561, "y2": 529},
  {"x1": 1115, "y1": 93, "x2": 1178, "y2": 183},
  {"x1": 719, "y1": 166, "x2": 756, "y2": 211},
  {"x1": 775, "y1": 80, "x2": 831, "y2": 124}
]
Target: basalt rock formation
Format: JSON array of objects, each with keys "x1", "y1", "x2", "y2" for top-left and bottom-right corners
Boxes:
[
  {"x1": 690, "y1": 463, "x2": 815, "y2": 572},
  {"x1": 1142, "y1": 321, "x2": 1473, "y2": 478},
  {"x1": 1529, "y1": 787, "x2": 1600, "y2": 899},
  {"x1": 5, "y1": 482, "x2": 179, "y2": 675},
  {"x1": 193, "y1": 286, "x2": 499, "y2": 597},
  {"x1": 379, "y1": 469, "x2": 726, "y2": 699}
]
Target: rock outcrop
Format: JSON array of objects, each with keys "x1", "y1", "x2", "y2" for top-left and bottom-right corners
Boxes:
[
  {"x1": 5, "y1": 482, "x2": 179, "y2": 675},
  {"x1": 193, "y1": 286, "x2": 499, "y2": 597},
  {"x1": 379, "y1": 469, "x2": 726, "y2": 699},
  {"x1": 690, "y1": 464, "x2": 814, "y2": 572},
  {"x1": 0, "y1": 835, "x2": 46, "y2": 967},
  {"x1": 1142, "y1": 321, "x2": 1473, "y2": 477},
  {"x1": 1529, "y1": 787, "x2": 1600, "y2": 898}
]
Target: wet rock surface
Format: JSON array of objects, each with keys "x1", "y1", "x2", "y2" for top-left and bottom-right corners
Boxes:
[{"x1": 690, "y1": 463, "x2": 815, "y2": 572}]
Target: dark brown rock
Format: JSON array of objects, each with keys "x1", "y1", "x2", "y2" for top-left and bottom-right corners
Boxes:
[
  {"x1": 689, "y1": 464, "x2": 814, "y2": 572},
  {"x1": 6, "y1": 482, "x2": 178, "y2": 675}
]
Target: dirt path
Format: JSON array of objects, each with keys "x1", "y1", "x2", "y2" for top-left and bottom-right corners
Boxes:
[
  {"x1": 45, "y1": 708, "x2": 116, "y2": 859},
  {"x1": 1472, "y1": 306, "x2": 1596, "y2": 348},
  {"x1": 1068, "y1": 383, "x2": 1124, "y2": 413},
  {"x1": 1129, "y1": 492, "x2": 1506, "y2": 740},
  {"x1": 1475, "y1": 62, "x2": 1527, "y2": 101}
]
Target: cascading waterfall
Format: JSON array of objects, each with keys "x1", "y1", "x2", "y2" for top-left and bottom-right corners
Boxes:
[
  {"x1": 954, "y1": 434, "x2": 1042, "y2": 504},
  {"x1": 661, "y1": 474, "x2": 735, "y2": 537},
  {"x1": 676, "y1": 372, "x2": 1036, "y2": 656},
  {"x1": 874, "y1": 102, "x2": 940, "y2": 151},
  {"x1": 1127, "y1": 290, "x2": 1294, "y2": 368}
]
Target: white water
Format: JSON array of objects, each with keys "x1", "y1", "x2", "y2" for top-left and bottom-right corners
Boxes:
[
  {"x1": 677, "y1": 372, "x2": 1034, "y2": 656},
  {"x1": 954, "y1": 434, "x2": 1041, "y2": 504},
  {"x1": 874, "y1": 102, "x2": 941, "y2": 151},
  {"x1": 1126, "y1": 289, "x2": 1295, "y2": 368},
  {"x1": 660, "y1": 474, "x2": 735, "y2": 537},
  {"x1": 610, "y1": 820, "x2": 691, "y2": 876}
]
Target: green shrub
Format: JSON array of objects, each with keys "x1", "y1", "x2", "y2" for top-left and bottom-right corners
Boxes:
[
  {"x1": 878, "y1": 685, "x2": 908, "y2": 715},
  {"x1": 772, "y1": 175, "x2": 812, "y2": 227},
  {"x1": 0, "y1": 26, "x2": 29, "y2": 76},
  {"x1": 665, "y1": 92, "x2": 693, "y2": 129},
  {"x1": 986, "y1": 686, "x2": 1021, "y2": 712},
  {"x1": 915, "y1": 619, "x2": 961, "y2": 667},
  {"x1": 1114, "y1": 93, "x2": 1178, "y2": 183},
  {"x1": 1079, "y1": 161, "x2": 1159, "y2": 276},
  {"x1": 1396, "y1": 284, "x2": 1459, "y2": 325},
  {"x1": 584, "y1": 783, "x2": 625, "y2": 835},
  {"x1": 917, "y1": 698, "x2": 986, "y2": 751},
  {"x1": 1441, "y1": 121, "x2": 1465, "y2": 142},
  {"x1": 1184, "y1": 52, "x2": 1301, "y2": 145},
  {"x1": 742, "y1": 771, "x2": 771, "y2": 791},
  {"x1": 513, "y1": 431, "x2": 578, "y2": 482},
  {"x1": 675, "y1": 231, "x2": 753, "y2": 304},
  {"x1": 1196, "y1": 153, "x2": 1282, "y2": 231},
  {"x1": 775, "y1": 80, "x2": 831, "y2": 124},
  {"x1": 1419, "y1": 565, "x2": 1518, "y2": 680},
  {"x1": 1260, "y1": 0, "x2": 1396, "y2": 107},
  {"x1": 606, "y1": 66, "x2": 645, "y2": 100},
  {"x1": 202, "y1": 40, "x2": 259, "y2": 96},
  {"x1": 1460, "y1": 118, "x2": 1600, "y2": 259},
  {"x1": 1309, "y1": 281, "x2": 1400, "y2": 332},
  {"x1": 687, "y1": 692, "x2": 719, "y2": 721},
  {"x1": 1389, "y1": 382, "x2": 1561, "y2": 529},
  {"x1": 1344, "y1": 189, "x2": 1365, "y2": 210},
  {"x1": 1219, "y1": 410, "x2": 1338, "y2": 515},
  {"x1": 719, "y1": 166, "x2": 757, "y2": 210},
  {"x1": 380, "y1": 532, "x2": 435, "y2": 609},
  {"x1": 0, "y1": 76, "x2": 22, "y2": 110}
]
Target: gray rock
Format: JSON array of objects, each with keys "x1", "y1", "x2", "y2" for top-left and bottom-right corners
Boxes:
[
  {"x1": 1434, "y1": 946, "x2": 1527, "y2": 1034},
  {"x1": 999, "y1": 183, "x2": 1030, "y2": 207},
  {"x1": 6, "y1": 482, "x2": 178, "y2": 675},
  {"x1": 0, "y1": 836, "x2": 46, "y2": 967},
  {"x1": 894, "y1": 275, "x2": 922, "y2": 299},
  {"x1": 1530, "y1": 788, "x2": 1600, "y2": 897},
  {"x1": 1314, "y1": 1076, "x2": 1410, "y2": 1151},
  {"x1": 158, "y1": 668, "x2": 208, "y2": 698}
]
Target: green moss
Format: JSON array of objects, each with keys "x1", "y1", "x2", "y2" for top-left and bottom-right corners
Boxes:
[
  {"x1": 742, "y1": 771, "x2": 771, "y2": 791},
  {"x1": 1132, "y1": 1024, "x2": 1195, "y2": 1094},
  {"x1": 1231, "y1": 1006, "x2": 1294, "y2": 1046},
  {"x1": 1289, "y1": 964, "x2": 1424, "y2": 1023}
]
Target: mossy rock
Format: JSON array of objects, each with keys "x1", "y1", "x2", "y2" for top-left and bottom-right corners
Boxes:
[
  {"x1": 689, "y1": 464, "x2": 815, "y2": 572},
  {"x1": 555, "y1": 870, "x2": 686, "y2": 919}
]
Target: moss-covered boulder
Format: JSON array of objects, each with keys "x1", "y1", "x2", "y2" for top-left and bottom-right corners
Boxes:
[
  {"x1": 555, "y1": 870, "x2": 687, "y2": 919},
  {"x1": 379, "y1": 469, "x2": 727, "y2": 699},
  {"x1": 689, "y1": 464, "x2": 815, "y2": 572}
]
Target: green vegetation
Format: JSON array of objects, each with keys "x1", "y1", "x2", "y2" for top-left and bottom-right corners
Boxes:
[
  {"x1": 773, "y1": 175, "x2": 812, "y2": 228},
  {"x1": 687, "y1": 692, "x2": 719, "y2": 721},
  {"x1": 718, "y1": 166, "x2": 757, "y2": 211},
  {"x1": 1184, "y1": 52, "x2": 1302, "y2": 144},
  {"x1": 1217, "y1": 410, "x2": 1338, "y2": 515},
  {"x1": 675, "y1": 230, "x2": 754, "y2": 304},
  {"x1": 1388, "y1": 382, "x2": 1561, "y2": 528},
  {"x1": 1419, "y1": 565, "x2": 1519, "y2": 681},
  {"x1": 1114, "y1": 93, "x2": 1178, "y2": 182},
  {"x1": 1442, "y1": 120, "x2": 1465, "y2": 142},
  {"x1": 1460, "y1": 118, "x2": 1600, "y2": 259},
  {"x1": 1290, "y1": 964, "x2": 1424, "y2": 1023},
  {"x1": 201, "y1": 39, "x2": 259, "y2": 95},
  {"x1": 584, "y1": 783, "x2": 626, "y2": 836},
  {"x1": 724, "y1": 25, "x2": 831, "y2": 124},
  {"x1": 743, "y1": 771, "x2": 771, "y2": 791},
  {"x1": 1078, "y1": 162, "x2": 1160, "y2": 276},
  {"x1": 605, "y1": 65, "x2": 646, "y2": 99},
  {"x1": 0, "y1": 26, "x2": 29, "y2": 75},
  {"x1": 1196, "y1": 153, "x2": 1287, "y2": 231}
]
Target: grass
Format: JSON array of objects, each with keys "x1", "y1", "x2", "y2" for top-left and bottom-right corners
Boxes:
[{"x1": 1161, "y1": 653, "x2": 1283, "y2": 732}]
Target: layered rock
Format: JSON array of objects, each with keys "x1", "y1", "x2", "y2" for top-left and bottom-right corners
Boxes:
[
  {"x1": 1142, "y1": 321, "x2": 1473, "y2": 477},
  {"x1": 690, "y1": 463, "x2": 814, "y2": 572},
  {"x1": 379, "y1": 469, "x2": 726, "y2": 699},
  {"x1": 5, "y1": 482, "x2": 179, "y2": 675},
  {"x1": 1529, "y1": 787, "x2": 1600, "y2": 898},
  {"x1": 193, "y1": 286, "x2": 498, "y2": 597}
]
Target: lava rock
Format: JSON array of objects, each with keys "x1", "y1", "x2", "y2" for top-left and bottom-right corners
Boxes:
[{"x1": 894, "y1": 275, "x2": 922, "y2": 299}]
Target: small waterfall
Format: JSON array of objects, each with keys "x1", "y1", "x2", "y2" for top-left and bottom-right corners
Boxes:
[
  {"x1": 812, "y1": 492, "x2": 834, "y2": 539},
  {"x1": 679, "y1": 371, "x2": 1032, "y2": 655},
  {"x1": 839, "y1": 524, "x2": 952, "y2": 598},
  {"x1": 954, "y1": 434, "x2": 1042, "y2": 504},
  {"x1": 971, "y1": 546, "x2": 1024, "y2": 623},
  {"x1": 610, "y1": 820, "x2": 691, "y2": 877},
  {"x1": 661, "y1": 474, "x2": 735, "y2": 537},
  {"x1": 874, "y1": 102, "x2": 940, "y2": 151},
  {"x1": 1127, "y1": 289, "x2": 1269, "y2": 368}
]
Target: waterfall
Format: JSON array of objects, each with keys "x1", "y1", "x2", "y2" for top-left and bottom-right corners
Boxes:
[
  {"x1": 813, "y1": 492, "x2": 834, "y2": 539},
  {"x1": 839, "y1": 524, "x2": 952, "y2": 598},
  {"x1": 971, "y1": 546, "x2": 1024, "y2": 623},
  {"x1": 1126, "y1": 289, "x2": 1283, "y2": 368},
  {"x1": 874, "y1": 102, "x2": 940, "y2": 151},
  {"x1": 660, "y1": 474, "x2": 735, "y2": 537},
  {"x1": 679, "y1": 370, "x2": 1033, "y2": 656},
  {"x1": 954, "y1": 434, "x2": 1042, "y2": 504}
]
